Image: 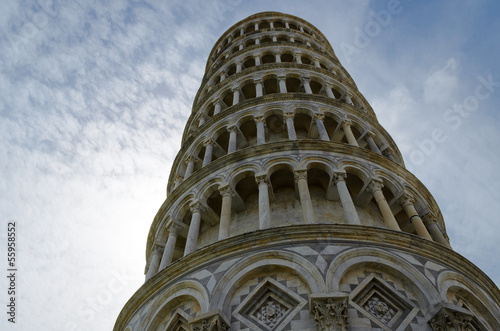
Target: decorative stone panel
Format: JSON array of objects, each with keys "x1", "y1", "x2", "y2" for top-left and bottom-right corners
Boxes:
[{"x1": 309, "y1": 293, "x2": 349, "y2": 331}]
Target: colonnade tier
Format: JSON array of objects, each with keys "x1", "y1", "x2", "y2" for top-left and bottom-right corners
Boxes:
[
  {"x1": 205, "y1": 12, "x2": 337, "y2": 74},
  {"x1": 175, "y1": 97, "x2": 404, "y2": 191},
  {"x1": 195, "y1": 45, "x2": 356, "y2": 109},
  {"x1": 148, "y1": 140, "x2": 448, "y2": 273},
  {"x1": 193, "y1": 60, "x2": 374, "y2": 121}
]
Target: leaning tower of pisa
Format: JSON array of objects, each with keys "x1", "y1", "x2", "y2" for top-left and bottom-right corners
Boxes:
[{"x1": 114, "y1": 12, "x2": 499, "y2": 331}]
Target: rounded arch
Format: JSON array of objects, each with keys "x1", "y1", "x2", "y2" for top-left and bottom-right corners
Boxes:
[
  {"x1": 143, "y1": 280, "x2": 209, "y2": 330},
  {"x1": 209, "y1": 250, "x2": 326, "y2": 311},
  {"x1": 228, "y1": 164, "x2": 261, "y2": 188},
  {"x1": 263, "y1": 157, "x2": 300, "y2": 177},
  {"x1": 437, "y1": 270, "x2": 500, "y2": 329},
  {"x1": 326, "y1": 247, "x2": 440, "y2": 309}
]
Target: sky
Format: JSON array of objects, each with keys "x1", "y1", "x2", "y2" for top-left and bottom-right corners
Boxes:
[{"x1": 0, "y1": 0, "x2": 499, "y2": 330}]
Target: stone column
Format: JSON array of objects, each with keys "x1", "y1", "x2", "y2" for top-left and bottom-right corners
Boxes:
[
  {"x1": 334, "y1": 172, "x2": 360, "y2": 225},
  {"x1": 366, "y1": 131, "x2": 382, "y2": 155},
  {"x1": 198, "y1": 115, "x2": 206, "y2": 126},
  {"x1": 303, "y1": 77, "x2": 313, "y2": 94},
  {"x1": 173, "y1": 175, "x2": 184, "y2": 189},
  {"x1": 240, "y1": 27, "x2": 244, "y2": 36},
  {"x1": 306, "y1": 41, "x2": 311, "y2": 47},
  {"x1": 227, "y1": 125, "x2": 237, "y2": 154},
  {"x1": 423, "y1": 213, "x2": 451, "y2": 247},
  {"x1": 232, "y1": 87, "x2": 240, "y2": 105},
  {"x1": 213, "y1": 100, "x2": 222, "y2": 115},
  {"x1": 343, "y1": 92, "x2": 354, "y2": 105},
  {"x1": 236, "y1": 61, "x2": 243, "y2": 73},
  {"x1": 369, "y1": 180, "x2": 401, "y2": 231},
  {"x1": 382, "y1": 148, "x2": 396, "y2": 162},
  {"x1": 274, "y1": 52, "x2": 281, "y2": 62},
  {"x1": 342, "y1": 120, "x2": 359, "y2": 147},
  {"x1": 219, "y1": 72, "x2": 226, "y2": 81},
  {"x1": 256, "y1": 174, "x2": 271, "y2": 229},
  {"x1": 255, "y1": 116, "x2": 266, "y2": 145},
  {"x1": 145, "y1": 244, "x2": 163, "y2": 280},
  {"x1": 295, "y1": 53, "x2": 302, "y2": 64},
  {"x1": 289, "y1": 36, "x2": 295, "y2": 42},
  {"x1": 159, "y1": 224, "x2": 180, "y2": 270},
  {"x1": 325, "y1": 83, "x2": 335, "y2": 98},
  {"x1": 218, "y1": 185, "x2": 233, "y2": 240},
  {"x1": 314, "y1": 113, "x2": 330, "y2": 141},
  {"x1": 294, "y1": 170, "x2": 315, "y2": 224},
  {"x1": 399, "y1": 194, "x2": 432, "y2": 240},
  {"x1": 238, "y1": 43, "x2": 243, "y2": 51},
  {"x1": 254, "y1": 54, "x2": 261, "y2": 65},
  {"x1": 285, "y1": 112, "x2": 297, "y2": 140},
  {"x1": 300, "y1": 25, "x2": 304, "y2": 32},
  {"x1": 285, "y1": 21, "x2": 290, "y2": 29},
  {"x1": 278, "y1": 75, "x2": 287, "y2": 93},
  {"x1": 202, "y1": 139, "x2": 214, "y2": 167},
  {"x1": 269, "y1": 22, "x2": 274, "y2": 28},
  {"x1": 184, "y1": 203, "x2": 205, "y2": 255},
  {"x1": 295, "y1": 52, "x2": 302, "y2": 64},
  {"x1": 184, "y1": 156, "x2": 196, "y2": 178},
  {"x1": 254, "y1": 22, "x2": 259, "y2": 31},
  {"x1": 272, "y1": 36, "x2": 277, "y2": 42},
  {"x1": 254, "y1": 78, "x2": 263, "y2": 97},
  {"x1": 313, "y1": 57, "x2": 321, "y2": 68}
]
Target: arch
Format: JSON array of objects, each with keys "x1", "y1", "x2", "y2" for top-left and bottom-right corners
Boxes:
[
  {"x1": 437, "y1": 270, "x2": 500, "y2": 329},
  {"x1": 326, "y1": 248, "x2": 440, "y2": 310},
  {"x1": 143, "y1": 280, "x2": 209, "y2": 330},
  {"x1": 209, "y1": 250, "x2": 326, "y2": 311}
]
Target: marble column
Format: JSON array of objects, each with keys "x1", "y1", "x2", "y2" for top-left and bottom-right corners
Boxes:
[
  {"x1": 227, "y1": 125, "x2": 237, "y2": 154},
  {"x1": 285, "y1": 112, "x2": 297, "y2": 140},
  {"x1": 220, "y1": 72, "x2": 226, "y2": 81},
  {"x1": 159, "y1": 224, "x2": 180, "y2": 270},
  {"x1": 382, "y1": 148, "x2": 396, "y2": 162},
  {"x1": 232, "y1": 87, "x2": 240, "y2": 105},
  {"x1": 255, "y1": 116, "x2": 266, "y2": 145},
  {"x1": 295, "y1": 53, "x2": 302, "y2": 64},
  {"x1": 256, "y1": 174, "x2": 271, "y2": 229},
  {"x1": 218, "y1": 185, "x2": 233, "y2": 240},
  {"x1": 213, "y1": 100, "x2": 222, "y2": 115},
  {"x1": 145, "y1": 244, "x2": 163, "y2": 280},
  {"x1": 184, "y1": 156, "x2": 196, "y2": 178},
  {"x1": 343, "y1": 92, "x2": 354, "y2": 105},
  {"x1": 302, "y1": 77, "x2": 313, "y2": 94},
  {"x1": 325, "y1": 84, "x2": 335, "y2": 98},
  {"x1": 254, "y1": 55, "x2": 261, "y2": 66},
  {"x1": 334, "y1": 172, "x2": 360, "y2": 225},
  {"x1": 423, "y1": 213, "x2": 451, "y2": 247},
  {"x1": 236, "y1": 62, "x2": 243, "y2": 73},
  {"x1": 314, "y1": 113, "x2": 330, "y2": 141},
  {"x1": 295, "y1": 170, "x2": 315, "y2": 224},
  {"x1": 198, "y1": 115, "x2": 206, "y2": 126},
  {"x1": 366, "y1": 131, "x2": 382, "y2": 155},
  {"x1": 238, "y1": 43, "x2": 243, "y2": 50},
  {"x1": 313, "y1": 57, "x2": 321, "y2": 68},
  {"x1": 342, "y1": 120, "x2": 359, "y2": 147},
  {"x1": 399, "y1": 194, "x2": 432, "y2": 240},
  {"x1": 254, "y1": 79, "x2": 263, "y2": 97},
  {"x1": 202, "y1": 139, "x2": 214, "y2": 167},
  {"x1": 369, "y1": 180, "x2": 401, "y2": 231},
  {"x1": 274, "y1": 52, "x2": 281, "y2": 63},
  {"x1": 184, "y1": 202, "x2": 205, "y2": 255},
  {"x1": 278, "y1": 75, "x2": 287, "y2": 93}
]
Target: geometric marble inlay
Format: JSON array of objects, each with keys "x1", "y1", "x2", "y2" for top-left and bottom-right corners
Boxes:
[
  {"x1": 350, "y1": 275, "x2": 419, "y2": 330},
  {"x1": 234, "y1": 277, "x2": 306, "y2": 331}
]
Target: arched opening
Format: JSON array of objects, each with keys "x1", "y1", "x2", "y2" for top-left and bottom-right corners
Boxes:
[
  {"x1": 273, "y1": 21, "x2": 285, "y2": 29},
  {"x1": 281, "y1": 53, "x2": 294, "y2": 62},
  {"x1": 266, "y1": 113, "x2": 284, "y2": 143},
  {"x1": 246, "y1": 23, "x2": 255, "y2": 33},
  {"x1": 231, "y1": 45, "x2": 239, "y2": 54},
  {"x1": 221, "y1": 90, "x2": 233, "y2": 108},
  {"x1": 245, "y1": 39, "x2": 256, "y2": 48},
  {"x1": 307, "y1": 167, "x2": 332, "y2": 223},
  {"x1": 277, "y1": 35, "x2": 288, "y2": 42},
  {"x1": 294, "y1": 113, "x2": 313, "y2": 139},
  {"x1": 286, "y1": 77, "x2": 301, "y2": 93},
  {"x1": 239, "y1": 119, "x2": 257, "y2": 146},
  {"x1": 261, "y1": 53, "x2": 274, "y2": 64},
  {"x1": 301, "y1": 55, "x2": 312, "y2": 65},
  {"x1": 233, "y1": 174, "x2": 259, "y2": 234},
  {"x1": 289, "y1": 23, "x2": 298, "y2": 30},
  {"x1": 226, "y1": 64, "x2": 236, "y2": 76},
  {"x1": 269, "y1": 168, "x2": 301, "y2": 225},
  {"x1": 310, "y1": 80, "x2": 323, "y2": 94},
  {"x1": 215, "y1": 131, "x2": 229, "y2": 154},
  {"x1": 241, "y1": 81, "x2": 256, "y2": 100},
  {"x1": 324, "y1": 116, "x2": 339, "y2": 140},
  {"x1": 260, "y1": 35, "x2": 272, "y2": 44},
  {"x1": 260, "y1": 21, "x2": 270, "y2": 30},
  {"x1": 243, "y1": 57, "x2": 255, "y2": 69},
  {"x1": 263, "y1": 78, "x2": 278, "y2": 95}
]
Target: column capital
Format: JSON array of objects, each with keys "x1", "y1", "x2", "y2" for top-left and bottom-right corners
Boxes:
[
  {"x1": 253, "y1": 77, "x2": 263, "y2": 84},
  {"x1": 302, "y1": 76, "x2": 311, "y2": 83},
  {"x1": 294, "y1": 169, "x2": 308, "y2": 182},
  {"x1": 152, "y1": 243, "x2": 164, "y2": 255},
  {"x1": 226, "y1": 124, "x2": 238, "y2": 133},
  {"x1": 168, "y1": 221, "x2": 182, "y2": 234},
  {"x1": 333, "y1": 171, "x2": 347, "y2": 184},
  {"x1": 341, "y1": 119, "x2": 352, "y2": 127},
  {"x1": 399, "y1": 192, "x2": 415, "y2": 207},
  {"x1": 310, "y1": 294, "x2": 349, "y2": 331},
  {"x1": 185, "y1": 155, "x2": 197, "y2": 164},
  {"x1": 369, "y1": 179, "x2": 384, "y2": 193},
  {"x1": 277, "y1": 74, "x2": 286, "y2": 81},
  {"x1": 294, "y1": 51, "x2": 302, "y2": 56},
  {"x1": 382, "y1": 148, "x2": 393, "y2": 156},
  {"x1": 255, "y1": 174, "x2": 270, "y2": 186},
  {"x1": 189, "y1": 201, "x2": 205, "y2": 214},
  {"x1": 254, "y1": 115, "x2": 266, "y2": 124},
  {"x1": 203, "y1": 138, "x2": 215, "y2": 147},
  {"x1": 422, "y1": 211, "x2": 438, "y2": 225},
  {"x1": 230, "y1": 85, "x2": 240, "y2": 92},
  {"x1": 219, "y1": 184, "x2": 234, "y2": 198},
  {"x1": 314, "y1": 113, "x2": 325, "y2": 121},
  {"x1": 174, "y1": 174, "x2": 184, "y2": 182},
  {"x1": 366, "y1": 130, "x2": 376, "y2": 138},
  {"x1": 213, "y1": 99, "x2": 223, "y2": 106},
  {"x1": 284, "y1": 111, "x2": 295, "y2": 120}
]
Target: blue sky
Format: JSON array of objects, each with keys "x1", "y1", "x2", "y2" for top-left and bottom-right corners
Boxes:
[{"x1": 1, "y1": 1, "x2": 499, "y2": 330}]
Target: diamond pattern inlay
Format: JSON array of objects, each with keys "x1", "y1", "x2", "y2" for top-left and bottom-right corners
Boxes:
[{"x1": 363, "y1": 294, "x2": 396, "y2": 325}]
